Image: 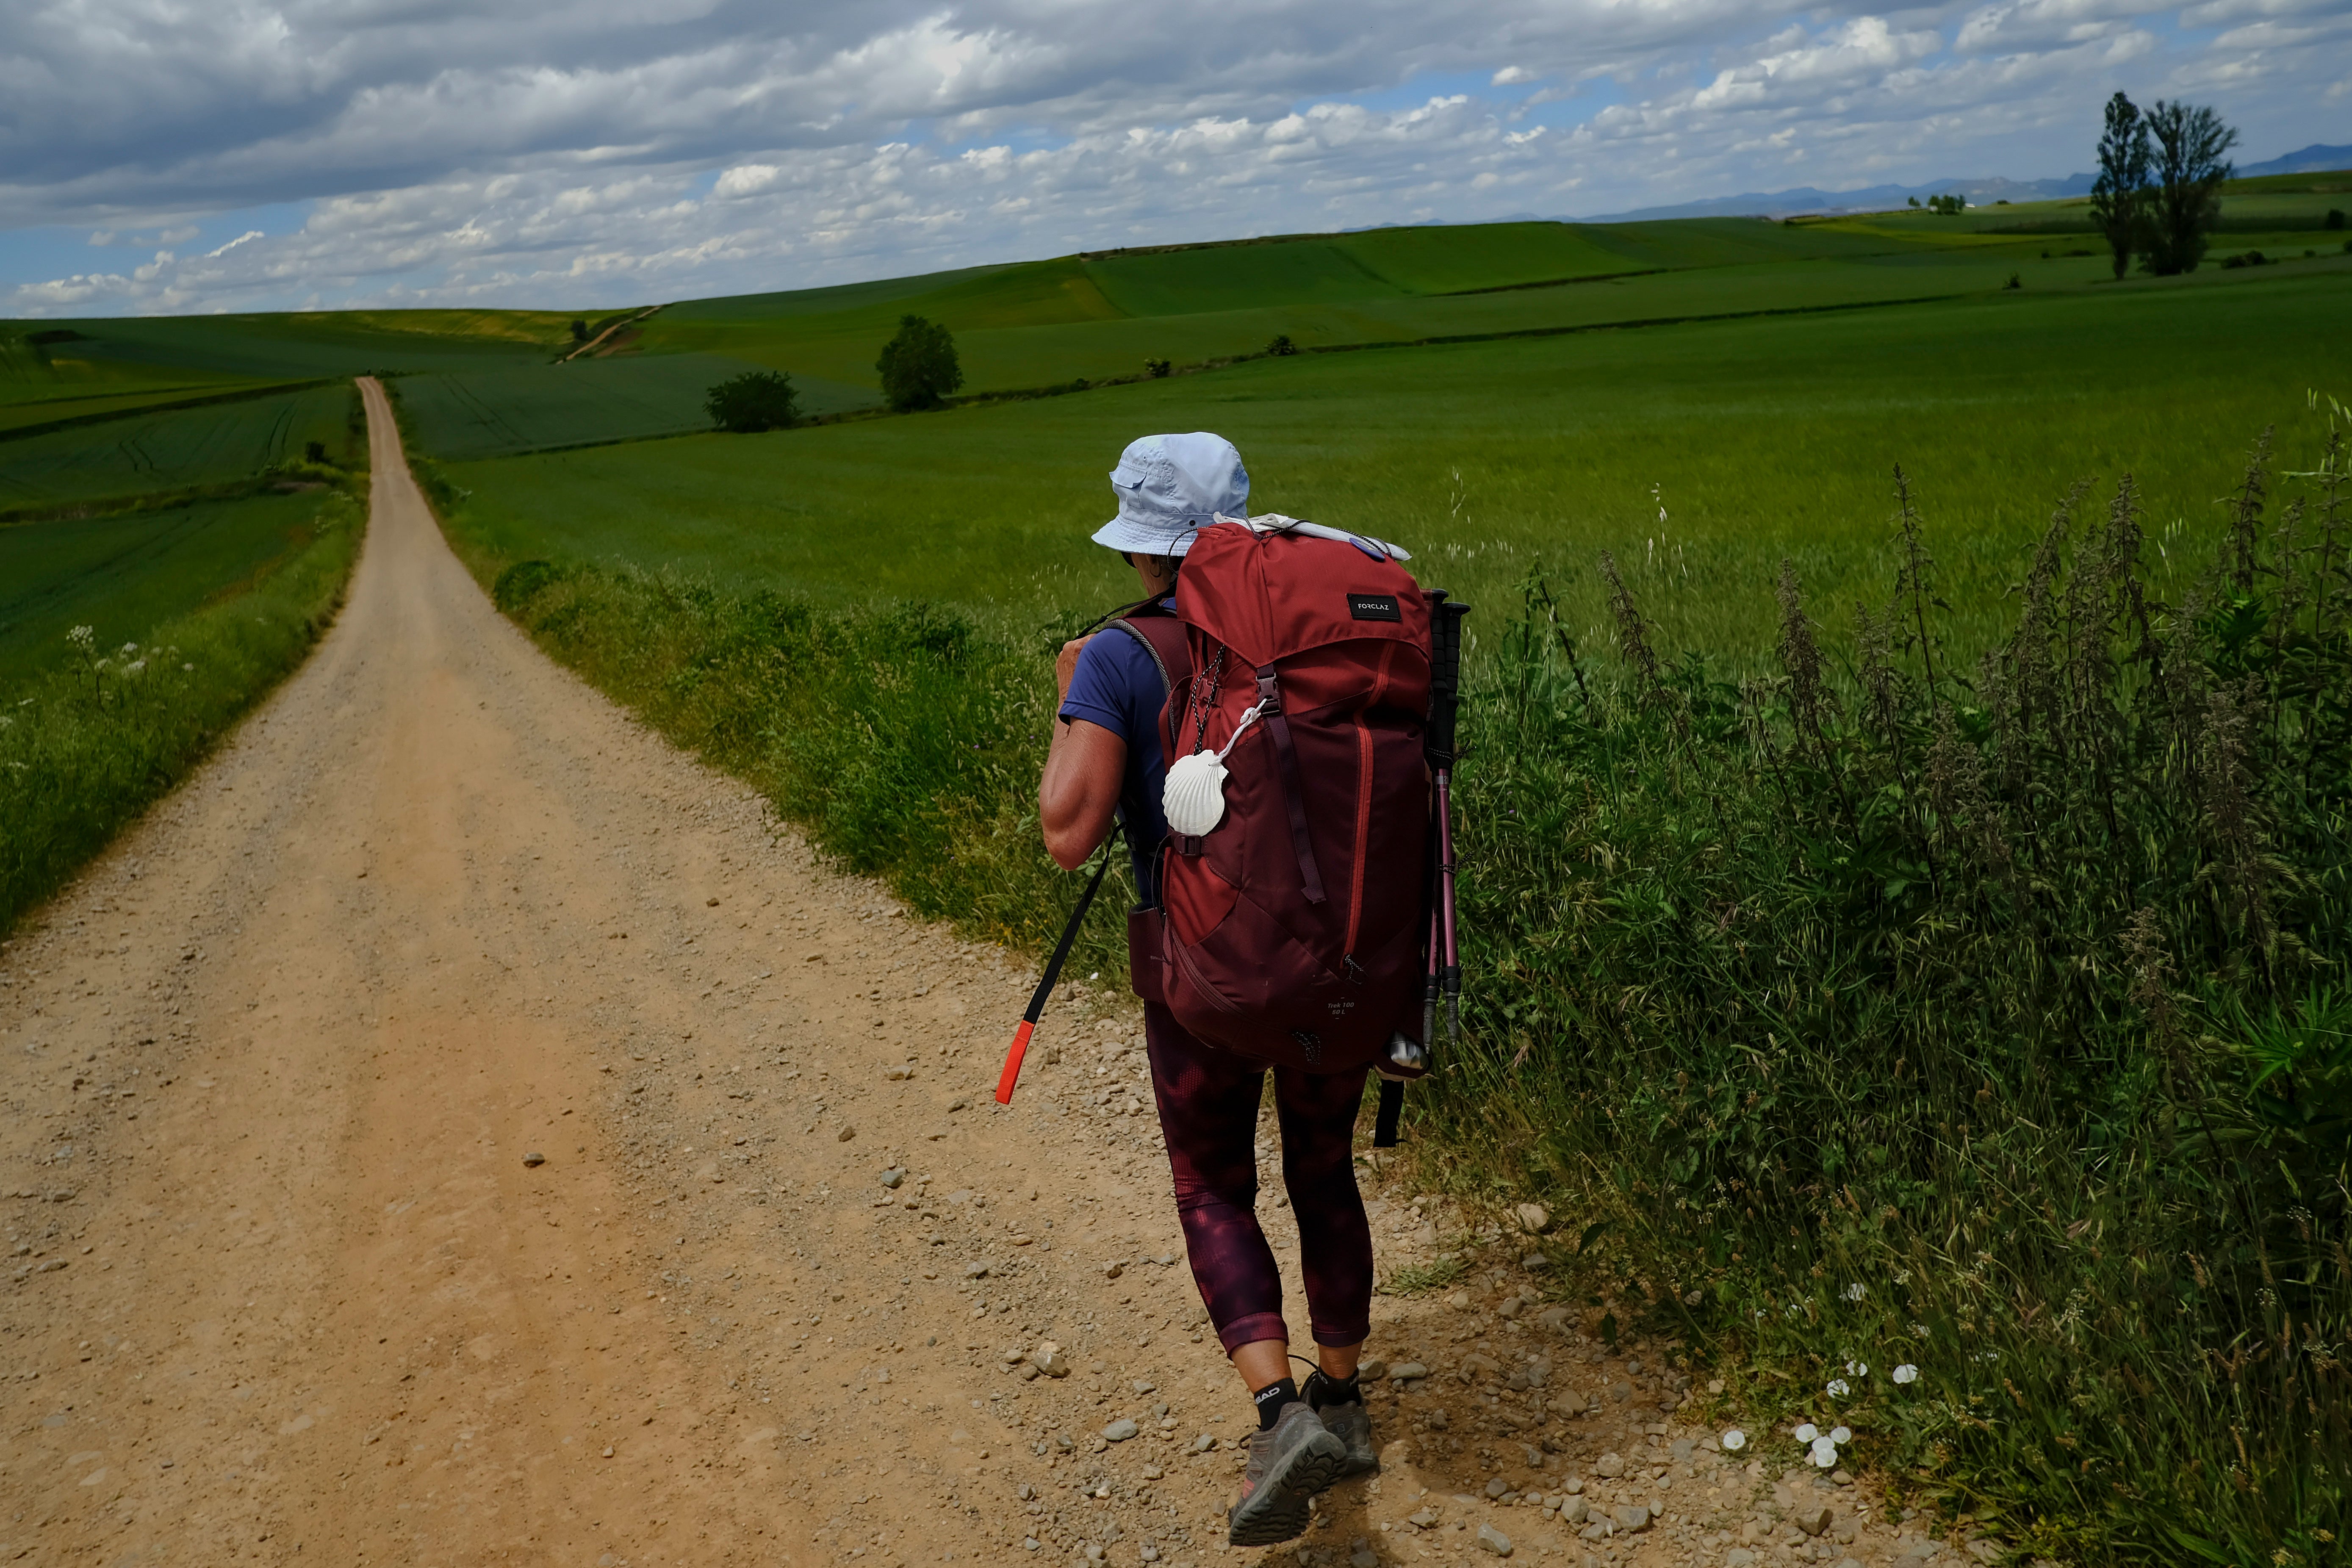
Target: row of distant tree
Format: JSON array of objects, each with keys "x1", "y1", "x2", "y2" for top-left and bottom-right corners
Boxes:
[{"x1": 2090, "y1": 94, "x2": 2239, "y2": 279}]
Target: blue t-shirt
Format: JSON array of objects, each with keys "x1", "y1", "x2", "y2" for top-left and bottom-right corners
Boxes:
[{"x1": 1058, "y1": 602, "x2": 1173, "y2": 905}]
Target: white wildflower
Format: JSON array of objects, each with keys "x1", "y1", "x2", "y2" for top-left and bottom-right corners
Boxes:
[
  {"x1": 1793, "y1": 1424, "x2": 1819, "y2": 1443},
  {"x1": 68, "y1": 625, "x2": 94, "y2": 651},
  {"x1": 1810, "y1": 1439, "x2": 1839, "y2": 1468},
  {"x1": 125, "y1": 659, "x2": 147, "y2": 676},
  {"x1": 119, "y1": 642, "x2": 139, "y2": 656},
  {"x1": 1721, "y1": 1429, "x2": 1746, "y2": 1451},
  {"x1": 182, "y1": 662, "x2": 194, "y2": 672},
  {"x1": 1826, "y1": 1378, "x2": 1851, "y2": 1398},
  {"x1": 1845, "y1": 1360, "x2": 1869, "y2": 1379},
  {"x1": 1829, "y1": 1427, "x2": 1851, "y2": 1446},
  {"x1": 1844, "y1": 1283, "x2": 1866, "y2": 1302},
  {"x1": 1892, "y1": 1364, "x2": 1920, "y2": 1385}
]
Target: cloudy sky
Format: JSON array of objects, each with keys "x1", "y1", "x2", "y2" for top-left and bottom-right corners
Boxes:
[{"x1": 2, "y1": 0, "x2": 2344, "y2": 317}]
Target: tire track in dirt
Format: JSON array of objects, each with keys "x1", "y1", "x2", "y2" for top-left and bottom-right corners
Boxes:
[{"x1": 0, "y1": 380, "x2": 1970, "y2": 1568}]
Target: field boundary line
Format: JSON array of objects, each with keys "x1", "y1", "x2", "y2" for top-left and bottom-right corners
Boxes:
[{"x1": 0, "y1": 377, "x2": 340, "y2": 446}]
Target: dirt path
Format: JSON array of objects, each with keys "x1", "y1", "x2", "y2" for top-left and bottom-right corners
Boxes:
[{"x1": 0, "y1": 382, "x2": 1977, "y2": 1568}]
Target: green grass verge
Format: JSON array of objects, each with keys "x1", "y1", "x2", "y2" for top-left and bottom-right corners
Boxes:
[
  {"x1": 0, "y1": 482, "x2": 364, "y2": 934},
  {"x1": 0, "y1": 486, "x2": 349, "y2": 688}
]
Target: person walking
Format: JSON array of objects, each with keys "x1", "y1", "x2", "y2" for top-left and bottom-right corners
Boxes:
[{"x1": 1038, "y1": 433, "x2": 1384, "y2": 1547}]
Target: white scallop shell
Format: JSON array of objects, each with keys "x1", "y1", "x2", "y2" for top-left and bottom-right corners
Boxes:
[{"x1": 1163, "y1": 749, "x2": 1229, "y2": 837}]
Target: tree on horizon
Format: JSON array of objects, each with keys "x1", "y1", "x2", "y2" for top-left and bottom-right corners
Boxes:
[
  {"x1": 2089, "y1": 91, "x2": 2152, "y2": 280},
  {"x1": 2142, "y1": 100, "x2": 2238, "y2": 275},
  {"x1": 877, "y1": 316, "x2": 964, "y2": 413}
]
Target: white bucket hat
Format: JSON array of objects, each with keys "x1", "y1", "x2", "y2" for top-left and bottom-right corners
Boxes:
[{"x1": 1092, "y1": 432, "x2": 1248, "y2": 557}]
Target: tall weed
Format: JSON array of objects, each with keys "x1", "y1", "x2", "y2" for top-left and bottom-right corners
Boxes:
[{"x1": 1428, "y1": 416, "x2": 2352, "y2": 1562}]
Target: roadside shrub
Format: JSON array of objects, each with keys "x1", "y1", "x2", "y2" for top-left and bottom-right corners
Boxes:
[
  {"x1": 493, "y1": 558, "x2": 563, "y2": 613},
  {"x1": 705, "y1": 369, "x2": 801, "y2": 433},
  {"x1": 1266, "y1": 334, "x2": 1299, "y2": 357},
  {"x1": 877, "y1": 316, "x2": 964, "y2": 413},
  {"x1": 1145, "y1": 358, "x2": 1172, "y2": 379}
]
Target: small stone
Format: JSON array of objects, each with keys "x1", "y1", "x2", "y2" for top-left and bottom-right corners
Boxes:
[
  {"x1": 1593, "y1": 1453, "x2": 1625, "y2": 1479},
  {"x1": 1795, "y1": 1504, "x2": 1833, "y2": 1537},
  {"x1": 1103, "y1": 1260, "x2": 1125, "y2": 1280},
  {"x1": 964, "y1": 1262, "x2": 992, "y2": 1279},
  {"x1": 1357, "y1": 1358, "x2": 1388, "y2": 1381},
  {"x1": 1485, "y1": 1477, "x2": 1511, "y2": 1499},
  {"x1": 1139, "y1": 1547, "x2": 1160, "y2": 1564},
  {"x1": 1387, "y1": 1362, "x2": 1428, "y2": 1383},
  {"x1": 884, "y1": 1065, "x2": 914, "y2": 1080},
  {"x1": 1520, "y1": 1252, "x2": 1549, "y2": 1271},
  {"x1": 1497, "y1": 1296, "x2": 1524, "y2": 1319},
  {"x1": 521, "y1": 1151, "x2": 546, "y2": 1167},
  {"x1": 1103, "y1": 1418, "x2": 1140, "y2": 1442},
  {"x1": 1018, "y1": 1363, "x2": 1041, "y2": 1381},
  {"x1": 1351, "y1": 1549, "x2": 1378, "y2": 1568},
  {"x1": 1557, "y1": 1497, "x2": 1587, "y2": 1524},
  {"x1": 1726, "y1": 1552, "x2": 1757, "y2": 1568},
  {"x1": 1612, "y1": 1504, "x2": 1649, "y2": 1532},
  {"x1": 1141, "y1": 1464, "x2": 1164, "y2": 1479},
  {"x1": 1535, "y1": 1306, "x2": 1573, "y2": 1333},
  {"x1": 1475, "y1": 1523, "x2": 1514, "y2": 1557},
  {"x1": 706, "y1": 897, "x2": 720, "y2": 906},
  {"x1": 1513, "y1": 1202, "x2": 1551, "y2": 1234},
  {"x1": 1406, "y1": 1508, "x2": 1439, "y2": 1529},
  {"x1": 1033, "y1": 1342, "x2": 1072, "y2": 1378},
  {"x1": 836, "y1": 1125, "x2": 856, "y2": 1141},
  {"x1": 880, "y1": 1169, "x2": 905, "y2": 1189},
  {"x1": 1558, "y1": 1479, "x2": 1583, "y2": 1495},
  {"x1": 1191, "y1": 1433, "x2": 1217, "y2": 1452}
]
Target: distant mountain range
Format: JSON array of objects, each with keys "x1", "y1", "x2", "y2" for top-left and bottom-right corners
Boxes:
[{"x1": 1572, "y1": 141, "x2": 2351, "y2": 222}]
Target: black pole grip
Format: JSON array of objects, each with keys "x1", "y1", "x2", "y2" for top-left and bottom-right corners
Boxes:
[{"x1": 1425, "y1": 594, "x2": 1471, "y2": 767}]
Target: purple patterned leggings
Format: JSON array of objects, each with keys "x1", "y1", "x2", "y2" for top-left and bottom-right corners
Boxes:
[{"x1": 1142, "y1": 1003, "x2": 1374, "y2": 1354}]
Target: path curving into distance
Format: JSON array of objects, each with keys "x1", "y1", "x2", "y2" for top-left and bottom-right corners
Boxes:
[{"x1": 0, "y1": 382, "x2": 1945, "y2": 1568}]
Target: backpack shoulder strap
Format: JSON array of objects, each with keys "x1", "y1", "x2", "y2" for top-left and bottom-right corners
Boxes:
[{"x1": 1105, "y1": 608, "x2": 1193, "y2": 765}]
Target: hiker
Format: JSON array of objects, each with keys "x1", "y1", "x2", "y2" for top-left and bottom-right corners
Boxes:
[{"x1": 1037, "y1": 432, "x2": 1405, "y2": 1546}]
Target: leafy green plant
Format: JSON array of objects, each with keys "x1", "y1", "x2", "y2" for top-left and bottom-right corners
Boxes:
[
  {"x1": 877, "y1": 315, "x2": 964, "y2": 413},
  {"x1": 705, "y1": 369, "x2": 801, "y2": 432}
]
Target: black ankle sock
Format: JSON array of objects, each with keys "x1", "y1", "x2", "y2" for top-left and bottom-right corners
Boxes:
[
  {"x1": 1304, "y1": 1369, "x2": 1362, "y2": 1409},
  {"x1": 1252, "y1": 1377, "x2": 1301, "y2": 1430}
]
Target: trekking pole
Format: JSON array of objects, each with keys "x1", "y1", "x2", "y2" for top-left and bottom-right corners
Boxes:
[
  {"x1": 995, "y1": 831, "x2": 1120, "y2": 1105},
  {"x1": 1375, "y1": 593, "x2": 1469, "y2": 1150},
  {"x1": 1427, "y1": 596, "x2": 1471, "y2": 1042}
]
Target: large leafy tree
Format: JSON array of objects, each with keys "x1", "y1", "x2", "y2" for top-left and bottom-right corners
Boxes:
[
  {"x1": 2141, "y1": 100, "x2": 2238, "y2": 275},
  {"x1": 705, "y1": 370, "x2": 801, "y2": 432},
  {"x1": 2088, "y1": 91, "x2": 2151, "y2": 280},
  {"x1": 877, "y1": 315, "x2": 965, "y2": 413}
]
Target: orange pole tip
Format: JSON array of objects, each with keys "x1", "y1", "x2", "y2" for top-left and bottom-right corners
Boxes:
[{"x1": 995, "y1": 1019, "x2": 1036, "y2": 1104}]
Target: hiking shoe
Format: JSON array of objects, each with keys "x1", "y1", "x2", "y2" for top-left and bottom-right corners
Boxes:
[
  {"x1": 1227, "y1": 1401, "x2": 1347, "y2": 1546},
  {"x1": 1304, "y1": 1370, "x2": 1380, "y2": 1478}
]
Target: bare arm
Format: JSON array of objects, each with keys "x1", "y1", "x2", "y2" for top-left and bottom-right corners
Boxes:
[{"x1": 1039, "y1": 636, "x2": 1129, "y2": 870}]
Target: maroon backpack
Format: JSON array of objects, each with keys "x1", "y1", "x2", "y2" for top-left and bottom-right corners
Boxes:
[{"x1": 1114, "y1": 519, "x2": 1432, "y2": 1072}]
